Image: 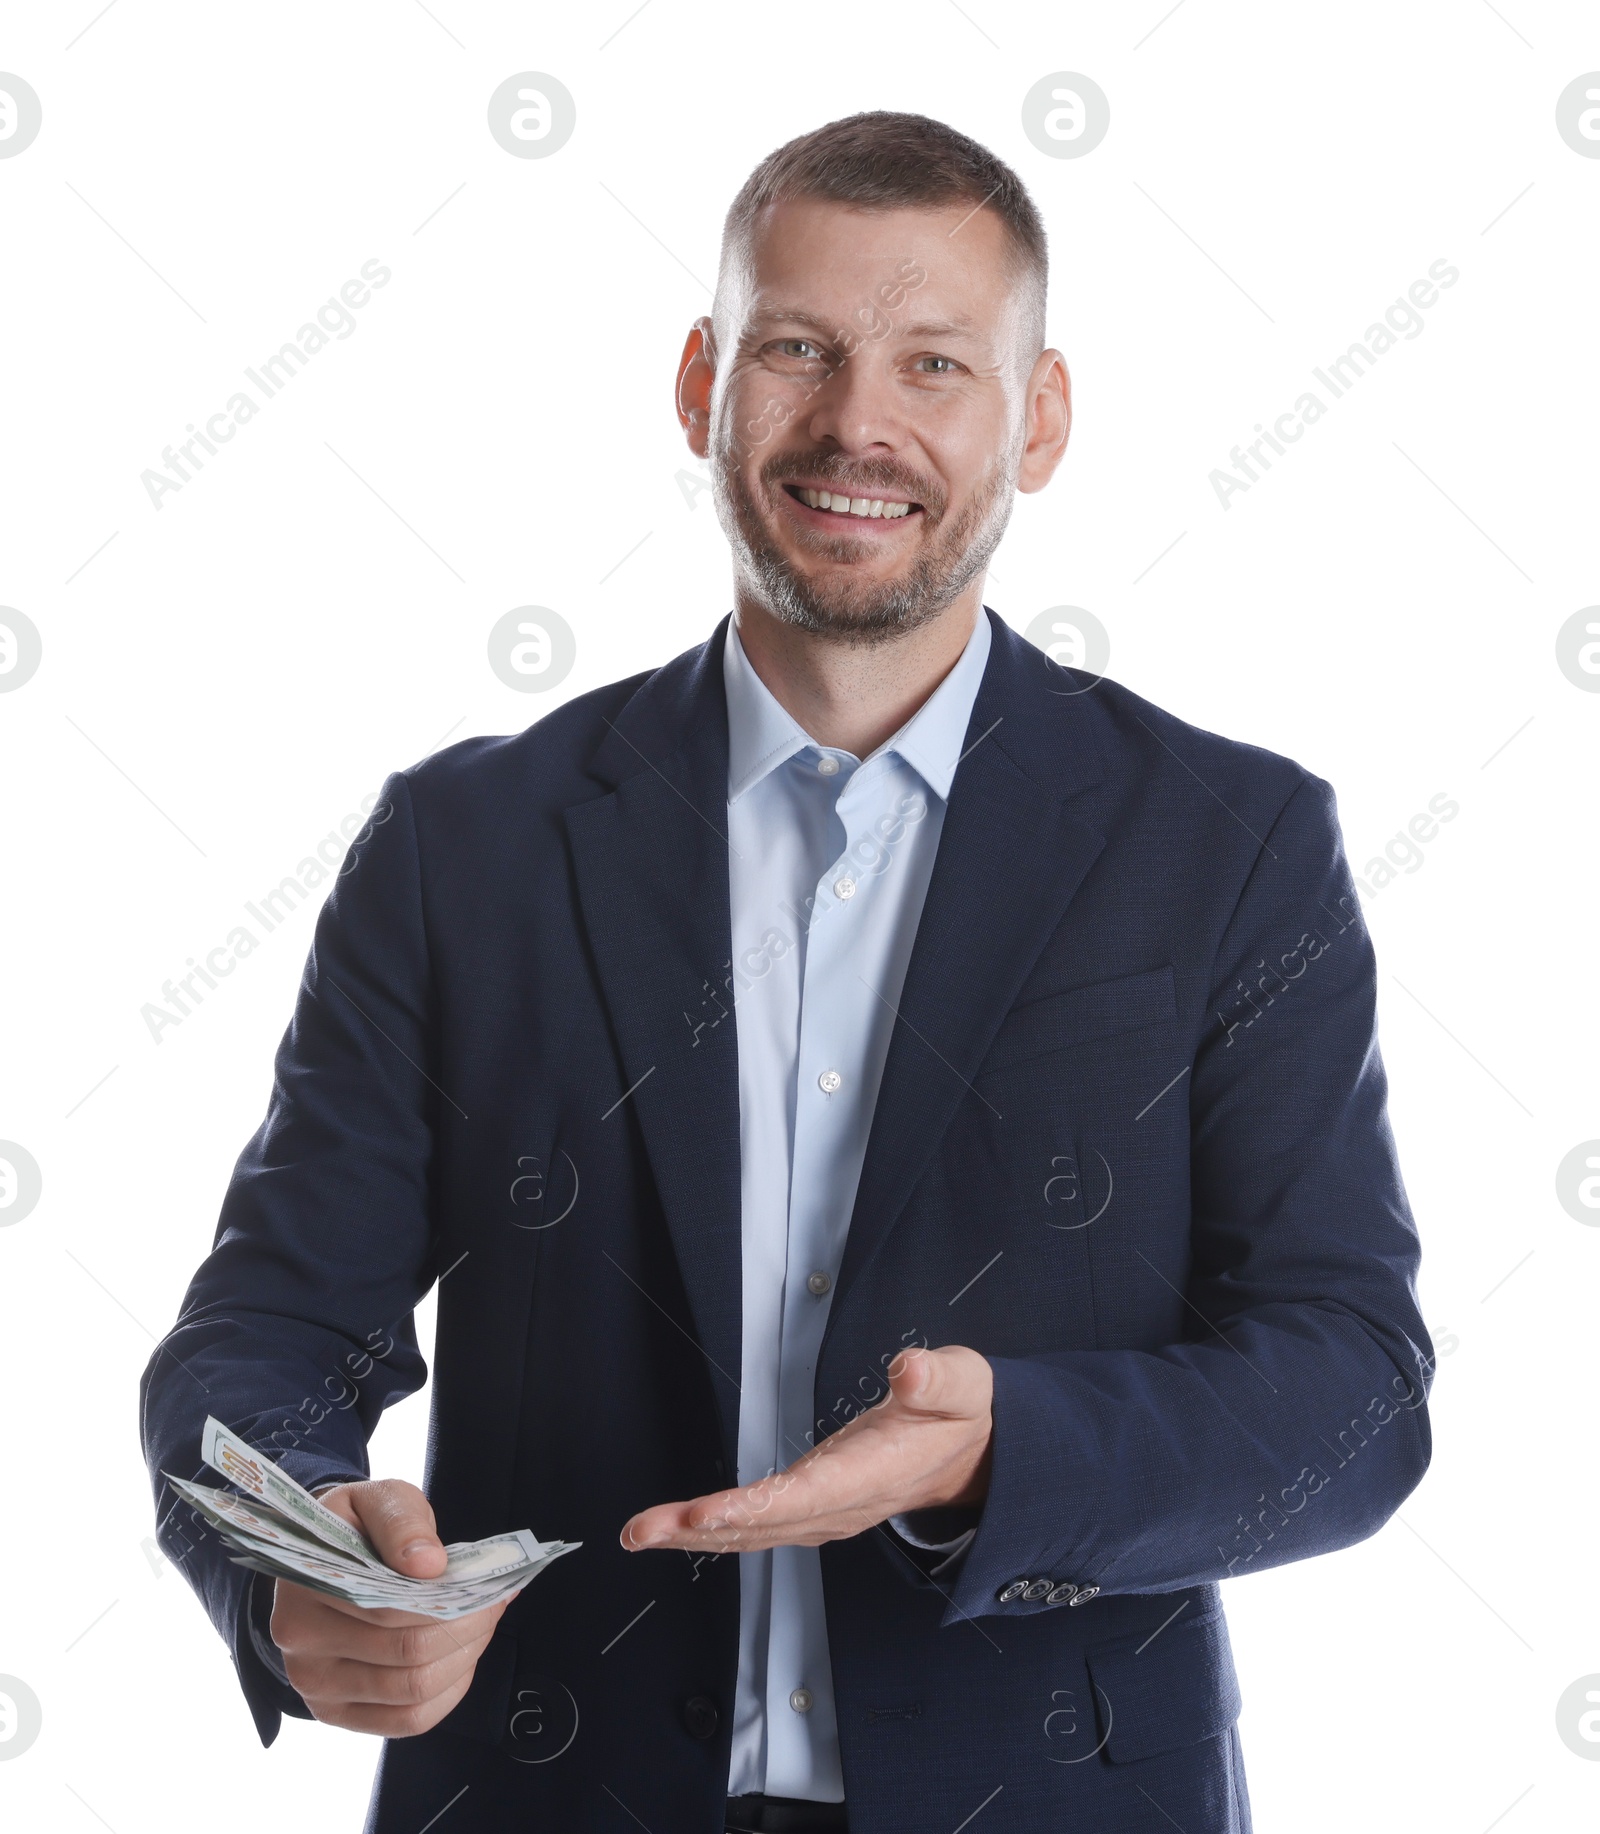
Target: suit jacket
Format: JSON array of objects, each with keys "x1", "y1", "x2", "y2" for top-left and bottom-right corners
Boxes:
[{"x1": 140, "y1": 609, "x2": 1432, "y2": 1834}]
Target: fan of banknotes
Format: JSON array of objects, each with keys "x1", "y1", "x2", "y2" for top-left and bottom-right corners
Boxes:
[{"x1": 163, "y1": 1415, "x2": 578, "y2": 1620}]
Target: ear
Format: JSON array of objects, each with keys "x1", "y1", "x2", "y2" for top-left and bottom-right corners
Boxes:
[
  {"x1": 676, "y1": 315, "x2": 716, "y2": 458},
  {"x1": 1016, "y1": 349, "x2": 1072, "y2": 495}
]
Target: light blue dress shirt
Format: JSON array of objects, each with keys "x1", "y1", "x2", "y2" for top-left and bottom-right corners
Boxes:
[{"x1": 722, "y1": 607, "x2": 992, "y2": 1802}]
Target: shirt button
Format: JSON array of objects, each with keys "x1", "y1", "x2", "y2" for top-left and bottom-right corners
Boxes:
[
  {"x1": 789, "y1": 1687, "x2": 814, "y2": 1714},
  {"x1": 818, "y1": 1069, "x2": 842, "y2": 1095},
  {"x1": 833, "y1": 875, "x2": 856, "y2": 900},
  {"x1": 806, "y1": 1270, "x2": 832, "y2": 1296},
  {"x1": 816, "y1": 756, "x2": 840, "y2": 777}
]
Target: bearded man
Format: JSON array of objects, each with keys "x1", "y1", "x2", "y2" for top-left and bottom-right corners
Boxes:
[{"x1": 143, "y1": 110, "x2": 1431, "y2": 1834}]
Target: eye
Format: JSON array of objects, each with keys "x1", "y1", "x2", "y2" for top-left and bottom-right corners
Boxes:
[
  {"x1": 775, "y1": 338, "x2": 826, "y2": 361},
  {"x1": 914, "y1": 354, "x2": 959, "y2": 374}
]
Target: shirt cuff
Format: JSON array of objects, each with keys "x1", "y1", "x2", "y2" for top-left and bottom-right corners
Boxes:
[
  {"x1": 887, "y1": 1508, "x2": 979, "y2": 1576},
  {"x1": 246, "y1": 1569, "x2": 293, "y2": 1688}
]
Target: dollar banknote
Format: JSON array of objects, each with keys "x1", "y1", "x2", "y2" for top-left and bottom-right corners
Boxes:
[{"x1": 161, "y1": 1415, "x2": 578, "y2": 1620}]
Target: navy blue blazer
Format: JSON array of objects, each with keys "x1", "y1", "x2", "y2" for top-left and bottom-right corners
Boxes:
[{"x1": 141, "y1": 609, "x2": 1431, "y2": 1833}]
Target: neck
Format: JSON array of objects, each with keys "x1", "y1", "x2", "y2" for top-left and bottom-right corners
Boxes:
[{"x1": 731, "y1": 580, "x2": 984, "y2": 758}]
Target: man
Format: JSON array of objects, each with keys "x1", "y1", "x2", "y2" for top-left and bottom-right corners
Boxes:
[{"x1": 142, "y1": 112, "x2": 1432, "y2": 1833}]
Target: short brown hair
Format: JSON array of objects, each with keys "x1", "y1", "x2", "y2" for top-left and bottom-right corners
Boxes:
[{"x1": 718, "y1": 110, "x2": 1048, "y2": 353}]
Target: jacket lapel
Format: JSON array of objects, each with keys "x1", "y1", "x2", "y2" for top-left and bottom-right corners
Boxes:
[
  {"x1": 827, "y1": 612, "x2": 1109, "y2": 1323},
  {"x1": 563, "y1": 621, "x2": 745, "y2": 1469},
  {"x1": 562, "y1": 610, "x2": 1110, "y2": 1466}
]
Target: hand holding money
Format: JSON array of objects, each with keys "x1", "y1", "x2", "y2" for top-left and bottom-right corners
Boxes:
[
  {"x1": 268, "y1": 1477, "x2": 512, "y2": 1738},
  {"x1": 164, "y1": 1416, "x2": 577, "y2": 1738}
]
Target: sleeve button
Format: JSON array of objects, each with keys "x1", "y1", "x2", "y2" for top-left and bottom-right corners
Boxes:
[{"x1": 996, "y1": 1579, "x2": 1029, "y2": 1602}]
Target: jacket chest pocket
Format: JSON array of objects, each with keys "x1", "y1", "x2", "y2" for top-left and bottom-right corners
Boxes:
[{"x1": 975, "y1": 964, "x2": 1178, "y2": 1082}]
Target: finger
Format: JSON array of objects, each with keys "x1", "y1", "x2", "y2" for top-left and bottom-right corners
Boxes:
[
  {"x1": 630, "y1": 1389, "x2": 982, "y2": 1553},
  {"x1": 622, "y1": 1477, "x2": 791, "y2": 1550},
  {"x1": 274, "y1": 1590, "x2": 506, "y2": 1667},
  {"x1": 887, "y1": 1342, "x2": 934, "y2": 1400},
  {"x1": 623, "y1": 1458, "x2": 848, "y2": 1552},
  {"x1": 621, "y1": 1357, "x2": 995, "y2": 1556},
  {"x1": 337, "y1": 1479, "x2": 449, "y2": 1578},
  {"x1": 626, "y1": 1497, "x2": 869, "y2": 1553},
  {"x1": 889, "y1": 1343, "x2": 992, "y2": 1418},
  {"x1": 291, "y1": 1636, "x2": 484, "y2": 1710},
  {"x1": 305, "y1": 1668, "x2": 476, "y2": 1739},
  {"x1": 272, "y1": 1576, "x2": 452, "y2": 1629},
  {"x1": 621, "y1": 1499, "x2": 713, "y2": 1551}
]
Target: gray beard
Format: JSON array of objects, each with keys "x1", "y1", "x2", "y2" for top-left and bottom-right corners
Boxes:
[{"x1": 711, "y1": 438, "x2": 1018, "y2": 648}]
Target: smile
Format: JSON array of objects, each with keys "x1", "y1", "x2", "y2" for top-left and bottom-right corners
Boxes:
[{"x1": 782, "y1": 483, "x2": 920, "y2": 521}]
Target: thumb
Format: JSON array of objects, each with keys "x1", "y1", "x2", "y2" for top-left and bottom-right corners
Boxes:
[
  {"x1": 888, "y1": 1344, "x2": 939, "y2": 1409},
  {"x1": 888, "y1": 1344, "x2": 990, "y2": 1417},
  {"x1": 331, "y1": 1478, "x2": 448, "y2": 1578}
]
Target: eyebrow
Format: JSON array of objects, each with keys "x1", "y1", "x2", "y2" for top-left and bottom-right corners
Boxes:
[{"x1": 748, "y1": 305, "x2": 979, "y2": 342}]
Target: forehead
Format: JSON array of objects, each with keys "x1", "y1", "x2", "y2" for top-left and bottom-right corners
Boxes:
[{"x1": 735, "y1": 196, "x2": 1019, "y2": 337}]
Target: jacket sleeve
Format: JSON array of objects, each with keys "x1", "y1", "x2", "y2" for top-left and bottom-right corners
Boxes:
[
  {"x1": 942, "y1": 770, "x2": 1434, "y2": 1626},
  {"x1": 138, "y1": 771, "x2": 440, "y2": 1744}
]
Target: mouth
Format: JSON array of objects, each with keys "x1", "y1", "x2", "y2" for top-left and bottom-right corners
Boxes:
[{"x1": 779, "y1": 481, "x2": 925, "y2": 530}]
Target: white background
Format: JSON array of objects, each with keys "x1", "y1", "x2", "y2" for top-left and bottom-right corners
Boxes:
[{"x1": 1, "y1": 2, "x2": 1596, "y2": 1829}]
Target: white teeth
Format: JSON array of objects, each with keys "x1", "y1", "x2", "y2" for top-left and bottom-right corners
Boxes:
[{"x1": 797, "y1": 487, "x2": 913, "y2": 519}]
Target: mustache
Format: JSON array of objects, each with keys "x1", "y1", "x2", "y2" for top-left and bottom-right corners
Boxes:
[{"x1": 759, "y1": 452, "x2": 944, "y2": 514}]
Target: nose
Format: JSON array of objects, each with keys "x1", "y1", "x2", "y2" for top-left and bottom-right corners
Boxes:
[{"x1": 801, "y1": 345, "x2": 907, "y2": 457}]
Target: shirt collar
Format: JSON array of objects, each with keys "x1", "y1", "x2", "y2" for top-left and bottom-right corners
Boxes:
[{"x1": 723, "y1": 608, "x2": 992, "y2": 805}]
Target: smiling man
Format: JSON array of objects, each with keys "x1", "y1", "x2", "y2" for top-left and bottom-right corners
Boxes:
[{"x1": 143, "y1": 113, "x2": 1432, "y2": 1834}]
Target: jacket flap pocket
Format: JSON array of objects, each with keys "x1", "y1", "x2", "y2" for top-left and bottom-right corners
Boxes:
[
  {"x1": 1086, "y1": 1605, "x2": 1242, "y2": 1764},
  {"x1": 979, "y1": 965, "x2": 1177, "y2": 1078}
]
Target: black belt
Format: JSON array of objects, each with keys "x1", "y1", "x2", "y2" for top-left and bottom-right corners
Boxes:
[{"x1": 725, "y1": 1793, "x2": 849, "y2": 1833}]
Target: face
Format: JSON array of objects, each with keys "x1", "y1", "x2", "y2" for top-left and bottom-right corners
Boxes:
[{"x1": 679, "y1": 197, "x2": 1068, "y2": 646}]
